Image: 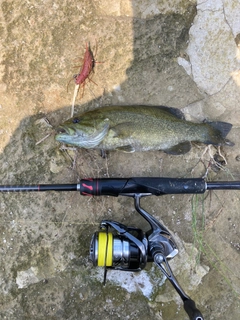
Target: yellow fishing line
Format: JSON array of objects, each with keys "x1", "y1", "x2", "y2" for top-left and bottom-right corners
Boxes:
[{"x1": 98, "y1": 232, "x2": 113, "y2": 267}]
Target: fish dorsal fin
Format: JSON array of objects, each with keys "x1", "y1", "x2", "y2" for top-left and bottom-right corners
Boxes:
[
  {"x1": 116, "y1": 145, "x2": 135, "y2": 153},
  {"x1": 154, "y1": 106, "x2": 185, "y2": 120},
  {"x1": 164, "y1": 141, "x2": 191, "y2": 155}
]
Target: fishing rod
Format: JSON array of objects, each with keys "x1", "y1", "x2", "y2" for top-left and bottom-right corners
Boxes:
[
  {"x1": 1, "y1": 177, "x2": 240, "y2": 194},
  {"x1": 1, "y1": 177, "x2": 240, "y2": 320}
]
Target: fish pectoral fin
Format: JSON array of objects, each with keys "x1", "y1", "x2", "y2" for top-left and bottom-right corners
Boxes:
[
  {"x1": 164, "y1": 142, "x2": 191, "y2": 155},
  {"x1": 110, "y1": 123, "x2": 135, "y2": 138},
  {"x1": 116, "y1": 145, "x2": 135, "y2": 153}
]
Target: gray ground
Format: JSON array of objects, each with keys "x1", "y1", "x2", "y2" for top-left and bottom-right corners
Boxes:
[{"x1": 0, "y1": 0, "x2": 240, "y2": 319}]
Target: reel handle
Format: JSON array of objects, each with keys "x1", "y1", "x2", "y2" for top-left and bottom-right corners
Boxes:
[
  {"x1": 154, "y1": 253, "x2": 204, "y2": 320},
  {"x1": 184, "y1": 299, "x2": 204, "y2": 320}
]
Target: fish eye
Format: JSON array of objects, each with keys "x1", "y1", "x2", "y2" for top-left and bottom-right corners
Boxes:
[{"x1": 73, "y1": 118, "x2": 80, "y2": 123}]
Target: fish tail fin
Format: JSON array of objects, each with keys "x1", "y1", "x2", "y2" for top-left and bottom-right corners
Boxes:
[
  {"x1": 206, "y1": 121, "x2": 234, "y2": 146},
  {"x1": 209, "y1": 121, "x2": 232, "y2": 138}
]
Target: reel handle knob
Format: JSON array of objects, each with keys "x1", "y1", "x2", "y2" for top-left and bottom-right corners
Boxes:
[{"x1": 184, "y1": 299, "x2": 204, "y2": 320}]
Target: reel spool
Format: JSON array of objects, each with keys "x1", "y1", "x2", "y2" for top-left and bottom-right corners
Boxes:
[{"x1": 90, "y1": 221, "x2": 148, "y2": 271}]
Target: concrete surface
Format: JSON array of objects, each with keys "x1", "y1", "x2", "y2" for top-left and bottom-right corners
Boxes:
[{"x1": 0, "y1": 0, "x2": 240, "y2": 319}]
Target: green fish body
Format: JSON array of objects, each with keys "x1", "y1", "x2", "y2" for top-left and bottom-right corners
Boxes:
[{"x1": 55, "y1": 105, "x2": 234, "y2": 155}]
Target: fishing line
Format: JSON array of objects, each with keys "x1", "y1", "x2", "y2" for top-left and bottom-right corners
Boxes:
[{"x1": 103, "y1": 225, "x2": 109, "y2": 286}]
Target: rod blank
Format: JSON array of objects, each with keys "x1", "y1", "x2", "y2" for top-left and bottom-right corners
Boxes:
[
  {"x1": 206, "y1": 181, "x2": 240, "y2": 190},
  {"x1": 0, "y1": 184, "x2": 79, "y2": 192}
]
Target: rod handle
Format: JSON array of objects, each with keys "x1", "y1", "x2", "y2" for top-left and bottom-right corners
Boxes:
[{"x1": 79, "y1": 178, "x2": 206, "y2": 196}]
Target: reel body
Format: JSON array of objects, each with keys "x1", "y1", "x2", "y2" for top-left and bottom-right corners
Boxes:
[{"x1": 89, "y1": 194, "x2": 204, "y2": 320}]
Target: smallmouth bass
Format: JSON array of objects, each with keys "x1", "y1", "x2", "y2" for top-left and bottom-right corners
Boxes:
[{"x1": 55, "y1": 105, "x2": 234, "y2": 155}]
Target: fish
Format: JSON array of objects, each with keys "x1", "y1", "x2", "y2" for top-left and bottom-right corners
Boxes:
[{"x1": 55, "y1": 105, "x2": 234, "y2": 155}]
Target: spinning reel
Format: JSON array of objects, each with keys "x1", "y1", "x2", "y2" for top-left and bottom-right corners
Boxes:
[{"x1": 90, "y1": 193, "x2": 203, "y2": 320}]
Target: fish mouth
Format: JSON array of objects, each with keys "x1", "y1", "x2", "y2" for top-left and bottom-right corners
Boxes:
[
  {"x1": 55, "y1": 125, "x2": 86, "y2": 146},
  {"x1": 56, "y1": 126, "x2": 74, "y2": 135},
  {"x1": 56, "y1": 126, "x2": 85, "y2": 139},
  {"x1": 55, "y1": 122, "x2": 109, "y2": 148},
  {"x1": 56, "y1": 126, "x2": 66, "y2": 134}
]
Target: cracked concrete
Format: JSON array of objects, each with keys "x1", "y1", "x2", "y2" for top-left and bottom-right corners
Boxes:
[
  {"x1": 179, "y1": 0, "x2": 240, "y2": 96},
  {"x1": 0, "y1": 1, "x2": 240, "y2": 319}
]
